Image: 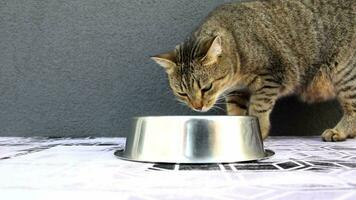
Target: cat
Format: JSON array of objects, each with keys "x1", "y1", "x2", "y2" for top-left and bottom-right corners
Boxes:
[{"x1": 151, "y1": 0, "x2": 356, "y2": 142}]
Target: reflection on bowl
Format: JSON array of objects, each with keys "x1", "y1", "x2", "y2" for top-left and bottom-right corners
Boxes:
[{"x1": 115, "y1": 116, "x2": 274, "y2": 164}]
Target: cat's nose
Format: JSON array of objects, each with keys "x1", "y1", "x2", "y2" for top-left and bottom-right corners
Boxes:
[{"x1": 192, "y1": 102, "x2": 203, "y2": 110}]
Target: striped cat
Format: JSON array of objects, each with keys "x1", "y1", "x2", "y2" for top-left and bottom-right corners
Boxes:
[{"x1": 151, "y1": 0, "x2": 356, "y2": 142}]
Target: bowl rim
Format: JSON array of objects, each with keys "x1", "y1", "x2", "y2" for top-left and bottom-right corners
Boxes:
[{"x1": 132, "y1": 115, "x2": 258, "y2": 120}]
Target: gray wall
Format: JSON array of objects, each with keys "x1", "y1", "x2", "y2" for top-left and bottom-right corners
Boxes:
[{"x1": 0, "y1": 0, "x2": 342, "y2": 137}]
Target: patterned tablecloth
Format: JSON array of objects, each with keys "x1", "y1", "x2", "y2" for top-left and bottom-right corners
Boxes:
[{"x1": 0, "y1": 137, "x2": 355, "y2": 200}]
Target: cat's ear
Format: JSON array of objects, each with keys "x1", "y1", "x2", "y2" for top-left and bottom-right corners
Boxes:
[
  {"x1": 201, "y1": 36, "x2": 222, "y2": 66},
  {"x1": 151, "y1": 51, "x2": 177, "y2": 74}
]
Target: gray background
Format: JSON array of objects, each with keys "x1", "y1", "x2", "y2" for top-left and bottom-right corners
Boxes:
[{"x1": 0, "y1": 0, "x2": 342, "y2": 137}]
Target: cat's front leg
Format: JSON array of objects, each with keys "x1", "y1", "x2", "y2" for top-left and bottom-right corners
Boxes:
[
  {"x1": 225, "y1": 92, "x2": 250, "y2": 116},
  {"x1": 248, "y1": 88, "x2": 279, "y2": 140}
]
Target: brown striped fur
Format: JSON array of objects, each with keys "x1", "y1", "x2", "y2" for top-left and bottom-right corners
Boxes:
[{"x1": 152, "y1": 0, "x2": 356, "y2": 142}]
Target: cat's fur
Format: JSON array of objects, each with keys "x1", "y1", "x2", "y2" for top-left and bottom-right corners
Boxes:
[{"x1": 152, "y1": 0, "x2": 356, "y2": 142}]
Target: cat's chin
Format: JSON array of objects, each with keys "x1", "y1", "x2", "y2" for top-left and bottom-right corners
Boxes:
[
  {"x1": 201, "y1": 107, "x2": 211, "y2": 112},
  {"x1": 192, "y1": 107, "x2": 211, "y2": 113}
]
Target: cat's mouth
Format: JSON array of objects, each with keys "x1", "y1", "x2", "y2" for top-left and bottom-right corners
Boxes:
[
  {"x1": 187, "y1": 96, "x2": 219, "y2": 113},
  {"x1": 192, "y1": 106, "x2": 210, "y2": 113},
  {"x1": 190, "y1": 101, "x2": 216, "y2": 112}
]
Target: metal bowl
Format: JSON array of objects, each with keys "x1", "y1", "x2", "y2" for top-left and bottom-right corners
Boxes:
[{"x1": 115, "y1": 116, "x2": 274, "y2": 164}]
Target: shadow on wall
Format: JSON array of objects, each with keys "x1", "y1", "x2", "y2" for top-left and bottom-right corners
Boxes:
[{"x1": 270, "y1": 96, "x2": 342, "y2": 136}]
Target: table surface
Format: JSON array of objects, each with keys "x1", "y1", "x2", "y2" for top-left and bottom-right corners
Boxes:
[{"x1": 1, "y1": 137, "x2": 356, "y2": 200}]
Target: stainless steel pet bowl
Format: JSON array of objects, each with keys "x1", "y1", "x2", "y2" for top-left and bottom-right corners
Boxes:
[{"x1": 115, "y1": 116, "x2": 274, "y2": 163}]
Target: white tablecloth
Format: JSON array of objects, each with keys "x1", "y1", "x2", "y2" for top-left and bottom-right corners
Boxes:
[{"x1": 0, "y1": 137, "x2": 355, "y2": 200}]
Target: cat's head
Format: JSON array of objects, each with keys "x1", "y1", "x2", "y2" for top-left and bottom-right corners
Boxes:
[{"x1": 151, "y1": 36, "x2": 235, "y2": 112}]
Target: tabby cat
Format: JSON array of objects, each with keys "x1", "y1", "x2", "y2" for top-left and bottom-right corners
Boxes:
[{"x1": 151, "y1": 0, "x2": 356, "y2": 142}]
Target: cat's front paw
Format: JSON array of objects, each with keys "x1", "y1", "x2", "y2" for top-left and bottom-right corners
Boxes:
[
  {"x1": 260, "y1": 127, "x2": 269, "y2": 140},
  {"x1": 321, "y1": 129, "x2": 347, "y2": 142},
  {"x1": 258, "y1": 119, "x2": 270, "y2": 140}
]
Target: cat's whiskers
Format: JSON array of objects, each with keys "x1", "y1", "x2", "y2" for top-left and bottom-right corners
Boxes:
[
  {"x1": 221, "y1": 93, "x2": 239, "y2": 98},
  {"x1": 177, "y1": 102, "x2": 186, "y2": 107},
  {"x1": 211, "y1": 105, "x2": 225, "y2": 112}
]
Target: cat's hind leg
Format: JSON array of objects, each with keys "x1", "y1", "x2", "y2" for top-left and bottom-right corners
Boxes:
[
  {"x1": 322, "y1": 59, "x2": 356, "y2": 142},
  {"x1": 322, "y1": 103, "x2": 356, "y2": 141},
  {"x1": 322, "y1": 116, "x2": 355, "y2": 142}
]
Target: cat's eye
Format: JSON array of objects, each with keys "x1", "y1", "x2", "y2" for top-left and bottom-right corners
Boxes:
[
  {"x1": 201, "y1": 83, "x2": 213, "y2": 93},
  {"x1": 177, "y1": 92, "x2": 188, "y2": 97}
]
